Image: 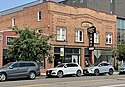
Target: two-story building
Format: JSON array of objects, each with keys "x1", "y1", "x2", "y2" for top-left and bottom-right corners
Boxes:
[{"x1": 0, "y1": 1, "x2": 116, "y2": 72}]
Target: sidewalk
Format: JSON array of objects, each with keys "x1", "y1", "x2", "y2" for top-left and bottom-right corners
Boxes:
[
  {"x1": 41, "y1": 73, "x2": 46, "y2": 76},
  {"x1": 113, "y1": 71, "x2": 119, "y2": 75}
]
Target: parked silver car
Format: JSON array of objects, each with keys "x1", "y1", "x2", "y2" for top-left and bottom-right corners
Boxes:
[
  {"x1": 119, "y1": 65, "x2": 125, "y2": 74},
  {"x1": 0, "y1": 61, "x2": 40, "y2": 81},
  {"x1": 83, "y1": 62, "x2": 114, "y2": 76}
]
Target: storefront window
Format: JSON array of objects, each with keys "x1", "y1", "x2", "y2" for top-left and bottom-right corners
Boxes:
[
  {"x1": 94, "y1": 50, "x2": 113, "y2": 64},
  {"x1": 54, "y1": 47, "x2": 81, "y2": 67},
  {"x1": 74, "y1": 48, "x2": 80, "y2": 53},
  {"x1": 54, "y1": 47, "x2": 60, "y2": 53},
  {"x1": 65, "y1": 48, "x2": 72, "y2": 53}
]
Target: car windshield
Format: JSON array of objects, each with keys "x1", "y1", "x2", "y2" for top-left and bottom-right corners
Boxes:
[
  {"x1": 56, "y1": 64, "x2": 65, "y2": 68},
  {"x1": 3, "y1": 62, "x2": 13, "y2": 67}
]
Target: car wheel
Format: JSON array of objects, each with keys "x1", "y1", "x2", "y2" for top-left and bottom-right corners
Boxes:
[
  {"x1": 0, "y1": 73, "x2": 6, "y2": 81},
  {"x1": 57, "y1": 71, "x2": 63, "y2": 78},
  {"x1": 76, "y1": 70, "x2": 82, "y2": 77},
  {"x1": 28, "y1": 72, "x2": 36, "y2": 80},
  {"x1": 108, "y1": 69, "x2": 113, "y2": 75},
  {"x1": 94, "y1": 69, "x2": 99, "y2": 76}
]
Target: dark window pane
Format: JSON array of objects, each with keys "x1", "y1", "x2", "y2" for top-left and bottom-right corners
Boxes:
[
  {"x1": 12, "y1": 63, "x2": 18, "y2": 68},
  {"x1": 80, "y1": 31, "x2": 82, "y2": 41},
  {"x1": 66, "y1": 64, "x2": 71, "y2": 67},
  {"x1": 39, "y1": 11, "x2": 42, "y2": 20},
  {"x1": 19, "y1": 63, "x2": 26, "y2": 67},
  {"x1": 27, "y1": 63, "x2": 36, "y2": 66},
  {"x1": 104, "y1": 63, "x2": 109, "y2": 66},
  {"x1": 74, "y1": 48, "x2": 79, "y2": 53},
  {"x1": 65, "y1": 48, "x2": 72, "y2": 53},
  {"x1": 70, "y1": 64, "x2": 78, "y2": 67},
  {"x1": 100, "y1": 63, "x2": 104, "y2": 66},
  {"x1": 54, "y1": 47, "x2": 60, "y2": 53}
]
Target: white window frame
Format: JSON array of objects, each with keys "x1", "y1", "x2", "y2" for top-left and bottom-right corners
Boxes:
[
  {"x1": 12, "y1": 17, "x2": 15, "y2": 26},
  {"x1": 75, "y1": 30, "x2": 83, "y2": 42},
  {"x1": 57, "y1": 28, "x2": 66, "y2": 41},
  {"x1": 106, "y1": 33, "x2": 112, "y2": 44},
  {"x1": 94, "y1": 32, "x2": 99, "y2": 43},
  {"x1": 37, "y1": 11, "x2": 42, "y2": 21}
]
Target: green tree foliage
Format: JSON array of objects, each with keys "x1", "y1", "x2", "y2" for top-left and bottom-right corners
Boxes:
[
  {"x1": 117, "y1": 44, "x2": 125, "y2": 61},
  {"x1": 7, "y1": 27, "x2": 53, "y2": 63}
]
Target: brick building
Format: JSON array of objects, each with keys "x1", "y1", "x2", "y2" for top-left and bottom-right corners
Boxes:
[{"x1": 0, "y1": 1, "x2": 116, "y2": 71}]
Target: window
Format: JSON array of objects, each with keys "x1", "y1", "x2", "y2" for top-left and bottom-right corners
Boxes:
[
  {"x1": 12, "y1": 63, "x2": 18, "y2": 68},
  {"x1": 100, "y1": 63, "x2": 104, "y2": 66},
  {"x1": 79, "y1": 0, "x2": 84, "y2": 3},
  {"x1": 103, "y1": 63, "x2": 109, "y2": 66},
  {"x1": 94, "y1": 32, "x2": 99, "y2": 43},
  {"x1": 57, "y1": 28, "x2": 66, "y2": 41},
  {"x1": 12, "y1": 17, "x2": 15, "y2": 26},
  {"x1": 117, "y1": 18, "x2": 125, "y2": 44},
  {"x1": 66, "y1": 64, "x2": 72, "y2": 67},
  {"x1": 19, "y1": 63, "x2": 26, "y2": 67},
  {"x1": 75, "y1": 30, "x2": 83, "y2": 42},
  {"x1": 117, "y1": 19, "x2": 125, "y2": 29},
  {"x1": 106, "y1": 33, "x2": 112, "y2": 44},
  {"x1": 70, "y1": 64, "x2": 78, "y2": 67},
  {"x1": 67, "y1": 64, "x2": 78, "y2": 67},
  {"x1": 27, "y1": 63, "x2": 36, "y2": 66},
  {"x1": 38, "y1": 11, "x2": 42, "y2": 21}
]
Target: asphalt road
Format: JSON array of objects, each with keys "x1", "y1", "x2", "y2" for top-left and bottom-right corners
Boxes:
[{"x1": 1, "y1": 74, "x2": 125, "y2": 87}]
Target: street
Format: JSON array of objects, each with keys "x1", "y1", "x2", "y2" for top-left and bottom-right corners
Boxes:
[{"x1": 1, "y1": 74, "x2": 125, "y2": 87}]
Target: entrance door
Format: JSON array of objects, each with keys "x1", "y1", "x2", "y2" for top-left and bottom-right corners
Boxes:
[
  {"x1": 72, "y1": 55, "x2": 79, "y2": 64},
  {"x1": 54, "y1": 54, "x2": 62, "y2": 67}
]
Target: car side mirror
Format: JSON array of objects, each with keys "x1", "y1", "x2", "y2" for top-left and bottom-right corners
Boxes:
[
  {"x1": 9, "y1": 66, "x2": 13, "y2": 69},
  {"x1": 64, "y1": 65, "x2": 67, "y2": 68},
  {"x1": 98, "y1": 65, "x2": 101, "y2": 67}
]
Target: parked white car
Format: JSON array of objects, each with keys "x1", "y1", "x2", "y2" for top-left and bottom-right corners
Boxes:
[
  {"x1": 46, "y1": 63, "x2": 83, "y2": 78},
  {"x1": 83, "y1": 62, "x2": 114, "y2": 76}
]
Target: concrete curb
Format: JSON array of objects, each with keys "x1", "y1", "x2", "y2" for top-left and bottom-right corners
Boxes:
[
  {"x1": 40, "y1": 72, "x2": 119, "y2": 76},
  {"x1": 113, "y1": 71, "x2": 119, "y2": 75},
  {"x1": 41, "y1": 73, "x2": 46, "y2": 76}
]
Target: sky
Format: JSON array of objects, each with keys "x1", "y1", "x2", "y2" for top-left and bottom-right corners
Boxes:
[
  {"x1": 0, "y1": 0, "x2": 65, "y2": 12},
  {"x1": 0, "y1": 0, "x2": 38, "y2": 12}
]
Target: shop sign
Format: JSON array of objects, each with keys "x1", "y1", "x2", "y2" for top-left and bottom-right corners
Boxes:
[
  {"x1": 60, "y1": 48, "x2": 64, "y2": 56},
  {"x1": 6, "y1": 37, "x2": 14, "y2": 45},
  {"x1": 89, "y1": 47, "x2": 95, "y2": 51},
  {"x1": 94, "y1": 50, "x2": 102, "y2": 58},
  {"x1": 81, "y1": 21, "x2": 93, "y2": 28},
  {"x1": 87, "y1": 26, "x2": 96, "y2": 34}
]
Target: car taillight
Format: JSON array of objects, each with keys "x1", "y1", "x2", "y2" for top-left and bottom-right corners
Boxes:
[{"x1": 38, "y1": 65, "x2": 40, "y2": 70}]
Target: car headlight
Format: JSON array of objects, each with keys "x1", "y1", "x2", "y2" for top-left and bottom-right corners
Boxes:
[{"x1": 89, "y1": 68, "x2": 94, "y2": 71}]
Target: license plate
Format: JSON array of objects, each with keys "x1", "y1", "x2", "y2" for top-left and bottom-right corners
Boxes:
[{"x1": 84, "y1": 71, "x2": 86, "y2": 73}]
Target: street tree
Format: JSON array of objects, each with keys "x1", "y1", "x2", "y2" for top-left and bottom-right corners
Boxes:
[
  {"x1": 116, "y1": 44, "x2": 125, "y2": 61},
  {"x1": 7, "y1": 27, "x2": 53, "y2": 63}
]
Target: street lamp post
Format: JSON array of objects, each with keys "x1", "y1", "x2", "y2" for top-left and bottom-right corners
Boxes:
[{"x1": 64, "y1": 39, "x2": 66, "y2": 63}]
